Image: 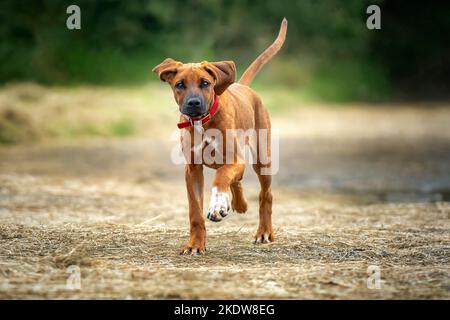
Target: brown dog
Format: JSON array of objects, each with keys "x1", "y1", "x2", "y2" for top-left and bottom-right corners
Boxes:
[{"x1": 153, "y1": 18, "x2": 287, "y2": 254}]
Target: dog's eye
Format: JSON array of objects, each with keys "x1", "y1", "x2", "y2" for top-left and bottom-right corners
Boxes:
[
  {"x1": 175, "y1": 81, "x2": 185, "y2": 90},
  {"x1": 200, "y1": 80, "x2": 210, "y2": 88}
]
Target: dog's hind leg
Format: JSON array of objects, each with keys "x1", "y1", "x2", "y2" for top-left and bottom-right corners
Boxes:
[
  {"x1": 253, "y1": 164, "x2": 274, "y2": 243},
  {"x1": 251, "y1": 106, "x2": 274, "y2": 243}
]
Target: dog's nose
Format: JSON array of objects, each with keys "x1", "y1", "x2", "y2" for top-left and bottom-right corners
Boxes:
[{"x1": 186, "y1": 97, "x2": 201, "y2": 107}]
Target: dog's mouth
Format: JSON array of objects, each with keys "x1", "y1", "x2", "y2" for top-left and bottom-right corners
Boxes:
[
  {"x1": 181, "y1": 106, "x2": 208, "y2": 119},
  {"x1": 180, "y1": 95, "x2": 213, "y2": 119},
  {"x1": 182, "y1": 110, "x2": 205, "y2": 118}
]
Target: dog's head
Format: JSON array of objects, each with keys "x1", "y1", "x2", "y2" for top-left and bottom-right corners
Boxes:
[{"x1": 152, "y1": 58, "x2": 236, "y2": 118}]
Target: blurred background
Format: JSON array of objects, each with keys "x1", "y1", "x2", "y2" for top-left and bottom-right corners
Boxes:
[
  {"x1": 0, "y1": 0, "x2": 449, "y2": 144},
  {"x1": 1, "y1": 0, "x2": 450, "y2": 92}
]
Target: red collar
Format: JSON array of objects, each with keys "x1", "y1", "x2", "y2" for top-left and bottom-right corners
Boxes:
[{"x1": 177, "y1": 95, "x2": 219, "y2": 129}]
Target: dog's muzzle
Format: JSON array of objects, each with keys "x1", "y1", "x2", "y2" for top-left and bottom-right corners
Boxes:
[{"x1": 182, "y1": 96, "x2": 207, "y2": 118}]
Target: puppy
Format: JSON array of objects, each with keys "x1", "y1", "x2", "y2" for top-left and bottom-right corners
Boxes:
[{"x1": 153, "y1": 18, "x2": 287, "y2": 254}]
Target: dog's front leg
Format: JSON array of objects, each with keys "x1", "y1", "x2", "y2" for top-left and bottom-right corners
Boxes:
[
  {"x1": 207, "y1": 164, "x2": 245, "y2": 222},
  {"x1": 181, "y1": 164, "x2": 206, "y2": 254}
]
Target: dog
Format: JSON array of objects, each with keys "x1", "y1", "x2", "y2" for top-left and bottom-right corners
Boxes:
[{"x1": 153, "y1": 18, "x2": 287, "y2": 254}]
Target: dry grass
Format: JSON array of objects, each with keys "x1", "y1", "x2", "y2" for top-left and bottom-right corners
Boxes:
[
  {"x1": 0, "y1": 174, "x2": 448, "y2": 299},
  {"x1": 0, "y1": 84, "x2": 449, "y2": 299}
]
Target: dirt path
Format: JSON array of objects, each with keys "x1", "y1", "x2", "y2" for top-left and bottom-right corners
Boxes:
[{"x1": 0, "y1": 105, "x2": 449, "y2": 299}]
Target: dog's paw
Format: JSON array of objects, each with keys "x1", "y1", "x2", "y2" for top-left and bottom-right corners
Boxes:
[
  {"x1": 207, "y1": 187, "x2": 230, "y2": 222},
  {"x1": 254, "y1": 229, "x2": 274, "y2": 244},
  {"x1": 231, "y1": 196, "x2": 248, "y2": 213},
  {"x1": 180, "y1": 242, "x2": 206, "y2": 255},
  {"x1": 230, "y1": 183, "x2": 248, "y2": 214}
]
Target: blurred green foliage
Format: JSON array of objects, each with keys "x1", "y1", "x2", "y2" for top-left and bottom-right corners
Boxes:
[
  {"x1": 110, "y1": 117, "x2": 137, "y2": 137},
  {"x1": 0, "y1": 0, "x2": 448, "y2": 101}
]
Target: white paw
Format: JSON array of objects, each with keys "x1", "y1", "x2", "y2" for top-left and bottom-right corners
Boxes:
[{"x1": 206, "y1": 187, "x2": 230, "y2": 222}]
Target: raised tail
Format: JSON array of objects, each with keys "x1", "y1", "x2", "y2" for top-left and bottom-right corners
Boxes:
[{"x1": 238, "y1": 18, "x2": 288, "y2": 86}]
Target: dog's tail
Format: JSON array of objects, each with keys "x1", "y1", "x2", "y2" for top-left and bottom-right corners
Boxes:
[{"x1": 238, "y1": 18, "x2": 288, "y2": 86}]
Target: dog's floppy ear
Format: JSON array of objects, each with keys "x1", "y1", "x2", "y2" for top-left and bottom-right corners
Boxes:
[
  {"x1": 152, "y1": 58, "x2": 182, "y2": 82},
  {"x1": 202, "y1": 61, "x2": 236, "y2": 95}
]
